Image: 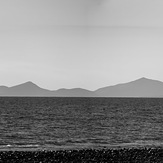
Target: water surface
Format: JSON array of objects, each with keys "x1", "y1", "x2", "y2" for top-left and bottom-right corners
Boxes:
[{"x1": 0, "y1": 97, "x2": 163, "y2": 150}]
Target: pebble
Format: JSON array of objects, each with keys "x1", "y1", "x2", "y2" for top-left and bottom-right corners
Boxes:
[{"x1": 0, "y1": 147, "x2": 162, "y2": 162}]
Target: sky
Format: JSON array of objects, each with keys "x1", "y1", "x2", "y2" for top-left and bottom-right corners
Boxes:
[{"x1": 1, "y1": 0, "x2": 163, "y2": 90}]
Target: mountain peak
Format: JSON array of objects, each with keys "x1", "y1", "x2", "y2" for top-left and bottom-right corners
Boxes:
[
  {"x1": 140, "y1": 77, "x2": 147, "y2": 79},
  {"x1": 133, "y1": 77, "x2": 151, "y2": 83},
  {"x1": 10, "y1": 81, "x2": 40, "y2": 89},
  {"x1": 139, "y1": 77, "x2": 149, "y2": 80},
  {"x1": 135, "y1": 77, "x2": 150, "y2": 81},
  {"x1": 25, "y1": 81, "x2": 36, "y2": 85},
  {"x1": 135, "y1": 77, "x2": 161, "y2": 83}
]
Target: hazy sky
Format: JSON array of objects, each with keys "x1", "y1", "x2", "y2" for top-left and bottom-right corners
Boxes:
[{"x1": 1, "y1": 0, "x2": 163, "y2": 90}]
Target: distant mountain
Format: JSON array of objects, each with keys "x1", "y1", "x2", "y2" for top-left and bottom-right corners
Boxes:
[
  {"x1": 0, "y1": 81, "x2": 52, "y2": 97},
  {"x1": 95, "y1": 77, "x2": 163, "y2": 97},
  {"x1": 0, "y1": 86, "x2": 9, "y2": 94},
  {"x1": 0, "y1": 81, "x2": 96, "y2": 97},
  {"x1": 54, "y1": 88, "x2": 96, "y2": 97},
  {"x1": 1, "y1": 78, "x2": 163, "y2": 97}
]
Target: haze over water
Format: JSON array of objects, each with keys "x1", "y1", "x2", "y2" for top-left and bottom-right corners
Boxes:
[{"x1": 0, "y1": 97, "x2": 163, "y2": 151}]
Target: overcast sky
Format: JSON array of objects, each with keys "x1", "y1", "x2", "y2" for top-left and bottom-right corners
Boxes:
[{"x1": 1, "y1": 0, "x2": 163, "y2": 90}]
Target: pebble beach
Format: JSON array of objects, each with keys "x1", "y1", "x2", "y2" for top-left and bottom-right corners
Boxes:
[{"x1": 0, "y1": 147, "x2": 163, "y2": 162}]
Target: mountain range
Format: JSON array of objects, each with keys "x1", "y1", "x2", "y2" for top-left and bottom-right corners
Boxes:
[{"x1": 0, "y1": 77, "x2": 163, "y2": 97}]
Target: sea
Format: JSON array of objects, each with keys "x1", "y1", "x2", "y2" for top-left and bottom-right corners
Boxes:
[{"x1": 0, "y1": 97, "x2": 163, "y2": 151}]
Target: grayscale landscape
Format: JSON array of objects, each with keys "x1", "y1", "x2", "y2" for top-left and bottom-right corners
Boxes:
[{"x1": 1, "y1": 0, "x2": 163, "y2": 162}]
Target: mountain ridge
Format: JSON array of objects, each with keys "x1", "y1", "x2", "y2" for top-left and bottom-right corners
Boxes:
[
  {"x1": 95, "y1": 77, "x2": 163, "y2": 97},
  {"x1": 1, "y1": 77, "x2": 163, "y2": 97}
]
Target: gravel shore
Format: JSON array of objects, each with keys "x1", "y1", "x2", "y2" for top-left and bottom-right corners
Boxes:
[{"x1": 0, "y1": 147, "x2": 162, "y2": 162}]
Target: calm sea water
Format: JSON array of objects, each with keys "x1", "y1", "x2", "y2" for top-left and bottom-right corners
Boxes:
[{"x1": 0, "y1": 97, "x2": 163, "y2": 150}]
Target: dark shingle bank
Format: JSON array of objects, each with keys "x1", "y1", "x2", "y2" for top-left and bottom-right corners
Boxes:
[{"x1": 0, "y1": 148, "x2": 162, "y2": 162}]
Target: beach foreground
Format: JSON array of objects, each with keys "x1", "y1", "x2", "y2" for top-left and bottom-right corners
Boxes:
[{"x1": 0, "y1": 148, "x2": 162, "y2": 162}]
